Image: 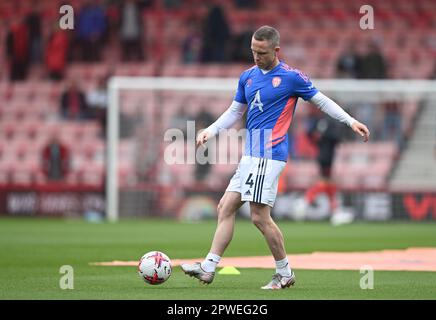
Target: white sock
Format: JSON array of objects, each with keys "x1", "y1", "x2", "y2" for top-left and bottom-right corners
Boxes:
[
  {"x1": 275, "y1": 257, "x2": 292, "y2": 277},
  {"x1": 201, "y1": 253, "x2": 221, "y2": 273}
]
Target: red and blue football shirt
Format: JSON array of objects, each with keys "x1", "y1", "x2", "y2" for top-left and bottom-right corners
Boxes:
[{"x1": 234, "y1": 61, "x2": 318, "y2": 162}]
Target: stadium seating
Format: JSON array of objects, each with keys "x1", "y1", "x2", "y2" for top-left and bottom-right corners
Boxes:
[
  {"x1": 0, "y1": 0, "x2": 430, "y2": 192},
  {"x1": 0, "y1": 71, "x2": 416, "y2": 191},
  {"x1": 286, "y1": 160, "x2": 320, "y2": 189},
  {"x1": 332, "y1": 142, "x2": 399, "y2": 189},
  {"x1": 2, "y1": 0, "x2": 432, "y2": 79}
]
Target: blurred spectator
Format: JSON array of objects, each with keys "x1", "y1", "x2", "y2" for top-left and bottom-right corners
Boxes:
[
  {"x1": 86, "y1": 75, "x2": 109, "y2": 136},
  {"x1": 120, "y1": 112, "x2": 139, "y2": 139},
  {"x1": 230, "y1": 26, "x2": 254, "y2": 63},
  {"x1": 358, "y1": 41, "x2": 387, "y2": 79},
  {"x1": 195, "y1": 107, "x2": 215, "y2": 130},
  {"x1": 182, "y1": 19, "x2": 203, "y2": 64},
  {"x1": 164, "y1": 0, "x2": 182, "y2": 9},
  {"x1": 6, "y1": 17, "x2": 30, "y2": 81},
  {"x1": 45, "y1": 24, "x2": 69, "y2": 81},
  {"x1": 194, "y1": 107, "x2": 214, "y2": 182},
  {"x1": 287, "y1": 126, "x2": 297, "y2": 160},
  {"x1": 234, "y1": 0, "x2": 258, "y2": 9},
  {"x1": 302, "y1": 107, "x2": 322, "y2": 153},
  {"x1": 42, "y1": 135, "x2": 70, "y2": 181},
  {"x1": 304, "y1": 116, "x2": 343, "y2": 214},
  {"x1": 75, "y1": 0, "x2": 108, "y2": 62},
  {"x1": 294, "y1": 128, "x2": 318, "y2": 160},
  {"x1": 201, "y1": 4, "x2": 231, "y2": 63},
  {"x1": 25, "y1": 1, "x2": 43, "y2": 64},
  {"x1": 336, "y1": 42, "x2": 361, "y2": 78},
  {"x1": 86, "y1": 76, "x2": 108, "y2": 113},
  {"x1": 60, "y1": 80, "x2": 87, "y2": 120},
  {"x1": 119, "y1": 0, "x2": 145, "y2": 61},
  {"x1": 105, "y1": 1, "x2": 121, "y2": 41},
  {"x1": 170, "y1": 104, "x2": 191, "y2": 139},
  {"x1": 349, "y1": 102, "x2": 374, "y2": 140},
  {"x1": 430, "y1": 60, "x2": 436, "y2": 79},
  {"x1": 382, "y1": 101, "x2": 403, "y2": 147}
]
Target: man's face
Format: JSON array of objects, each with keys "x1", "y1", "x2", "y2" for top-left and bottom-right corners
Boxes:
[{"x1": 251, "y1": 37, "x2": 279, "y2": 70}]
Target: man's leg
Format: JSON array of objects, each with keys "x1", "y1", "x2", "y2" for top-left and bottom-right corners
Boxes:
[
  {"x1": 250, "y1": 202, "x2": 286, "y2": 261},
  {"x1": 181, "y1": 191, "x2": 243, "y2": 284},
  {"x1": 250, "y1": 202, "x2": 295, "y2": 289},
  {"x1": 209, "y1": 191, "x2": 244, "y2": 256}
]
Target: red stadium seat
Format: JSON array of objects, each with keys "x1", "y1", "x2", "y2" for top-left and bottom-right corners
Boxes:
[
  {"x1": 10, "y1": 165, "x2": 38, "y2": 185},
  {"x1": 287, "y1": 160, "x2": 319, "y2": 189},
  {"x1": 0, "y1": 160, "x2": 13, "y2": 184},
  {"x1": 333, "y1": 142, "x2": 398, "y2": 190},
  {"x1": 76, "y1": 163, "x2": 105, "y2": 187}
]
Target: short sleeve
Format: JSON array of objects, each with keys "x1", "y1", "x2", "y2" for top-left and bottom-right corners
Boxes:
[
  {"x1": 292, "y1": 70, "x2": 319, "y2": 101},
  {"x1": 233, "y1": 73, "x2": 247, "y2": 104}
]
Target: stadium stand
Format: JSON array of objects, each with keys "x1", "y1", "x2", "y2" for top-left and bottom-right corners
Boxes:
[{"x1": 0, "y1": 0, "x2": 434, "y2": 195}]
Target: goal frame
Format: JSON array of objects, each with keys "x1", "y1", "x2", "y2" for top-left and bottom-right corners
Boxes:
[{"x1": 107, "y1": 77, "x2": 436, "y2": 222}]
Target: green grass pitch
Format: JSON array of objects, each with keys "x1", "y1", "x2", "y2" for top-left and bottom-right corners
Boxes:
[{"x1": 1, "y1": 217, "x2": 436, "y2": 299}]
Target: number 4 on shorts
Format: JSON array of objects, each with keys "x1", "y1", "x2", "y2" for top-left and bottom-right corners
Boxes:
[{"x1": 245, "y1": 173, "x2": 254, "y2": 188}]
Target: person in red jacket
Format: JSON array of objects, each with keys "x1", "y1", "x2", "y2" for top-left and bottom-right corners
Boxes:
[
  {"x1": 45, "y1": 24, "x2": 69, "y2": 80},
  {"x1": 6, "y1": 17, "x2": 30, "y2": 81},
  {"x1": 42, "y1": 135, "x2": 70, "y2": 181}
]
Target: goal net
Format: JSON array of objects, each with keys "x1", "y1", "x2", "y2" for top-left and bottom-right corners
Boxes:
[{"x1": 107, "y1": 77, "x2": 436, "y2": 222}]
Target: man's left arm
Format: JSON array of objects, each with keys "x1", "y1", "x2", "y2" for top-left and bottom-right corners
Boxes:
[{"x1": 309, "y1": 91, "x2": 370, "y2": 142}]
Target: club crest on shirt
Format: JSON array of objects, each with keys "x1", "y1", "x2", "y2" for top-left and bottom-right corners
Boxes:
[
  {"x1": 246, "y1": 78, "x2": 252, "y2": 87},
  {"x1": 272, "y1": 77, "x2": 281, "y2": 88}
]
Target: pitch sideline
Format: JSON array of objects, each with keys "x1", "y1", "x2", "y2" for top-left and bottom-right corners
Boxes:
[{"x1": 90, "y1": 247, "x2": 436, "y2": 272}]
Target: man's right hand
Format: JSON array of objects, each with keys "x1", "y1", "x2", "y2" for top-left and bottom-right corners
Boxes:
[{"x1": 196, "y1": 130, "x2": 210, "y2": 146}]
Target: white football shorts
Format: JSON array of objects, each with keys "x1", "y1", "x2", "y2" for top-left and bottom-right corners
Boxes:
[{"x1": 226, "y1": 156, "x2": 286, "y2": 207}]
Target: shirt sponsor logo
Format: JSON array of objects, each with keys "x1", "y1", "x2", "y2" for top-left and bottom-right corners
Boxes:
[{"x1": 250, "y1": 90, "x2": 264, "y2": 112}]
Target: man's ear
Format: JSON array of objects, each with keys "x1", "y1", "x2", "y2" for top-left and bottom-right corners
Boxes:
[{"x1": 275, "y1": 46, "x2": 280, "y2": 55}]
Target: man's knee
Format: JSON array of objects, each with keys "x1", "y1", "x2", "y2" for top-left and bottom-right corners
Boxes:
[
  {"x1": 250, "y1": 203, "x2": 271, "y2": 230},
  {"x1": 250, "y1": 211, "x2": 268, "y2": 232},
  {"x1": 217, "y1": 199, "x2": 226, "y2": 218},
  {"x1": 217, "y1": 193, "x2": 240, "y2": 220},
  {"x1": 217, "y1": 199, "x2": 224, "y2": 212},
  {"x1": 250, "y1": 212, "x2": 263, "y2": 229}
]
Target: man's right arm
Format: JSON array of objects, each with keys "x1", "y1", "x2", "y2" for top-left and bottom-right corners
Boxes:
[{"x1": 197, "y1": 101, "x2": 247, "y2": 146}]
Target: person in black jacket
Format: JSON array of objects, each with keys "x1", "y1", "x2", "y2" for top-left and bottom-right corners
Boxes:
[
  {"x1": 26, "y1": 1, "x2": 43, "y2": 64},
  {"x1": 201, "y1": 4, "x2": 230, "y2": 62},
  {"x1": 60, "y1": 80, "x2": 88, "y2": 120},
  {"x1": 304, "y1": 115, "x2": 342, "y2": 214}
]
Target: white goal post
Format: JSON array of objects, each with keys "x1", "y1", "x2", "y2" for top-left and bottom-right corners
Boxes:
[{"x1": 107, "y1": 77, "x2": 436, "y2": 222}]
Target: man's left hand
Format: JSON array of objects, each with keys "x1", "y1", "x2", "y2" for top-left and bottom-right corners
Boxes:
[{"x1": 351, "y1": 121, "x2": 370, "y2": 142}]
